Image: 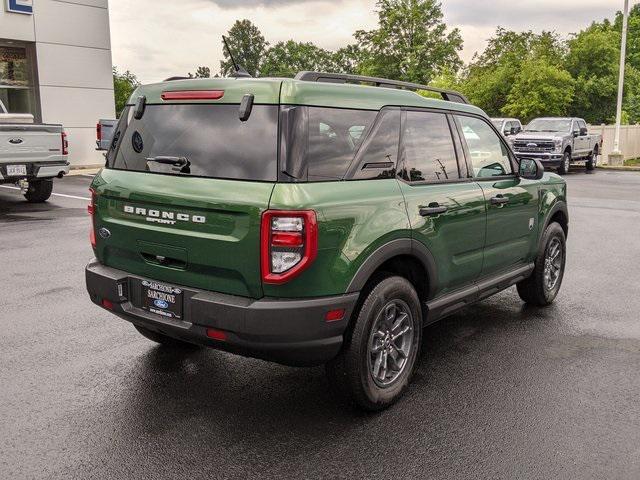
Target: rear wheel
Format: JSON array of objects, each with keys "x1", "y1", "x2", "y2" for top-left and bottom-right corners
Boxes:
[
  {"x1": 586, "y1": 147, "x2": 598, "y2": 171},
  {"x1": 326, "y1": 276, "x2": 422, "y2": 411},
  {"x1": 517, "y1": 222, "x2": 566, "y2": 306},
  {"x1": 134, "y1": 325, "x2": 200, "y2": 350},
  {"x1": 23, "y1": 179, "x2": 53, "y2": 203},
  {"x1": 557, "y1": 151, "x2": 571, "y2": 175}
]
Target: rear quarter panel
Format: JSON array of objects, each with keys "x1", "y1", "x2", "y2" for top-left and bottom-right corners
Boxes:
[{"x1": 265, "y1": 179, "x2": 409, "y2": 298}]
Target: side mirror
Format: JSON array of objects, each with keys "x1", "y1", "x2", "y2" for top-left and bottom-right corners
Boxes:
[
  {"x1": 519, "y1": 158, "x2": 544, "y2": 180},
  {"x1": 503, "y1": 129, "x2": 511, "y2": 136},
  {"x1": 580, "y1": 126, "x2": 588, "y2": 136}
]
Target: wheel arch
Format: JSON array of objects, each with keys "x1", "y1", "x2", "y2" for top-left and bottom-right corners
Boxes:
[
  {"x1": 346, "y1": 238, "x2": 437, "y2": 302},
  {"x1": 544, "y1": 201, "x2": 569, "y2": 239}
]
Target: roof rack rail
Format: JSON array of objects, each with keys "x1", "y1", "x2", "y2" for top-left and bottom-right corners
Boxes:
[
  {"x1": 164, "y1": 76, "x2": 190, "y2": 82},
  {"x1": 294, "y1": 71, "x2": 469, "y2": 104}
]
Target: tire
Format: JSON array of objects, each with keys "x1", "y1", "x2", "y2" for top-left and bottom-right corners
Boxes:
[
  {"x1": 326, "y1": 275, "x2": 422, "y2": 411},
  {"x1": 517, "y1": 222, "x2": 566, "y2": 306},
  {"x1": 557, "y1": 151, "x2": 571, "y2": 175},
  {"x1": 23, "y1": 179, "x2": 53, "y2": 203},
  {"x1": 586, "y1": 147, "x2": 598, "y2": 171},
  {"x1": 134, "y1": 325, "x2": 200, "y2": 350}
]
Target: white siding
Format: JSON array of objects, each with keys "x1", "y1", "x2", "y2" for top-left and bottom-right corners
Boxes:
[
  {"x1": 36, "y1": 43, "x2": 113, "y2": 90},
  {"x1": 0, "y1": 7, "x2": 35, "y2": 42}
]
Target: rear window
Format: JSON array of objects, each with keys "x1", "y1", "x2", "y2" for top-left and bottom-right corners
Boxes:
[{"x1": 106, "y1": 104, "x2": 279, "y2": 181}]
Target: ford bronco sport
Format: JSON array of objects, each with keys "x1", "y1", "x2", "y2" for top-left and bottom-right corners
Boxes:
[{"x1": 85, "y1": 72, "x2": 568, "y2": 410}]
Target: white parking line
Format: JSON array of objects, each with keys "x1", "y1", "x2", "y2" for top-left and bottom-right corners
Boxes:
[{"x1": 0, "y1": 185, "x2": 90, "y2": 201}]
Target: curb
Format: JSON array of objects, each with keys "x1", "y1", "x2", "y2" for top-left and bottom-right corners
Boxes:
[
  {"x1": 68, "y1": 167, "x2": 102, "y2": 176},
  {"x1": 598, "y1": 165, "x2": 640, "y2": 172}
]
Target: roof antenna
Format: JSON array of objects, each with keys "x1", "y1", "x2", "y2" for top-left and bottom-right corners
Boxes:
[{"x1": 223, "y1": 35, "x2": 252, "y2": 78}]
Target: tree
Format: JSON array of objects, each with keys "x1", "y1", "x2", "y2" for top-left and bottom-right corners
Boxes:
[
  {"x1": 189, "y1": 66, "x2": 211, "y2": 78},
  {"x1": 113, "y1": 67, "x2": 140, "y2": 117},
  {"x1": 261, "y1": 41, "x2": 337, "y2": 77},
  {"x1": 460, "y1": 28, "x2": 566, "y2": 117},
  {"x1": 502, "y1": 58, "x2": 575, "y2": 121},
  {"x1": 354, "y1": 0, "x2": 463, "y2": 84},
  {"x1": 220, "y1": 20, "x2": 268, "y2": 77}
]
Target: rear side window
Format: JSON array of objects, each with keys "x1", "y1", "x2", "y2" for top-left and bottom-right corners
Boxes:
[
  {"x1": 401, "y1": 111, "x2": 460, "y2": 182},
  {"x1": 107, "y1": 104, "x2": 279, "y2": 181},
  {"x1": 456, "y1": 115, "x2": 513, "y2": 178},
  {"x1": 281, "y1": 106, "x2": 378, "y2": 181},
  {"x1": 351, "y1": 108, "x2": 400, "y2": 180}
]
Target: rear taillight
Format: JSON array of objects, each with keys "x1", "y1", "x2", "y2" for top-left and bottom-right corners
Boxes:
[
  {"x1": 61, "y1": 131, "x2": 69, "y2": 156},
  {"x1": 89, "y1": 188, "x2": 97, "y2": 249},
  {"x1": 96, "y1": 123, "x2": 102, "y2": 141},
  {"x1": 261, "y1": 210, "x2": 317, "y2": 284}
]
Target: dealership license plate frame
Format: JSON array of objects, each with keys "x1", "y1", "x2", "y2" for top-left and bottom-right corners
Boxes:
[
  {"x1": 141, "y1": 280, "x2": 184, "y2": 320},
  {"x1": 6, "y1": 165, "x2": 27, "y2": 177}
]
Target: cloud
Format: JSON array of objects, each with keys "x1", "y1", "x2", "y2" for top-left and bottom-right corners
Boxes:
[{"x1": 205, "y1": 0, "x2": 317, "y2": 7}]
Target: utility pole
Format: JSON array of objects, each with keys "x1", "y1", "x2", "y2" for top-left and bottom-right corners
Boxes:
[{"x1": 609, "y1": 0, "x2": 630, "y2": 165}]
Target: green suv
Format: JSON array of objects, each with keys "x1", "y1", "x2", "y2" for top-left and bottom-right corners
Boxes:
[{"x1": 85, "y1": 72, "x2": 568, "y2": 410}]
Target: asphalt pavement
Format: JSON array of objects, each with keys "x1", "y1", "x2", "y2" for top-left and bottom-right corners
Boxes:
[{"x1": 1, "y1": 170, "x2": 639, "y2": 479}]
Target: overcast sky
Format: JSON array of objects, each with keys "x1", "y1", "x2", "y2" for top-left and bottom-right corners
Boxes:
[{"x1": 109, "y1": 0, "x2": 628, "y2": 83}]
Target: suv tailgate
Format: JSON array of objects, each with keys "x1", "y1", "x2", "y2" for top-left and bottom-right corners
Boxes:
[{"x1": 93, "y1": 169, "x2": 274, "y2": 299}]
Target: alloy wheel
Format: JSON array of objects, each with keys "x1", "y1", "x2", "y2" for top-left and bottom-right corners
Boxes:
[
  {"x1": 367, "y1": 300, "x2": 414, "y2": 388},
  {"x1": 544, "y1": 237, "x2": 563, "y2": 291}
]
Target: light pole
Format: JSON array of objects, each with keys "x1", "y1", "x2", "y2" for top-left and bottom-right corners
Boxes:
[{"x1": 609, "y1": 0, "x2": 630, "y2": 165}]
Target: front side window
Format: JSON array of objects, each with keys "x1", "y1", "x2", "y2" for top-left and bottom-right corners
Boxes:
[
  {"x1": 457, "y1": 115, "x2": 513, "y2": 178},
  {"x1": 401, "y1": 111, "x2": 459, "y2": 182}
]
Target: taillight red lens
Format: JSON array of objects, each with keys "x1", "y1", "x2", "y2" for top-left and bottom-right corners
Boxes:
[
  {"x1": 161, "y1": 90, "x2": 224, "y2": 101},
  {"x1": 261, "y1": 210, "x2": 318, "y2": 284},
  {"x1": 89, "y1": 188, "x2": 97, "y2": 249},
  {"x1": 61, "y1": 132, "x2": 69, "y2": 155},
  {"x1": 96, "y1": 123, "x2": 102, "y2": 141}
]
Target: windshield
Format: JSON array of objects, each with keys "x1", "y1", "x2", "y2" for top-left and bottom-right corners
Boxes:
[
  {"x1": 106, "y1": 104, "x2": 279, "y2": 181},
  {"x1": 525, "y1": 119, "x2": 571, "y2": 133}
]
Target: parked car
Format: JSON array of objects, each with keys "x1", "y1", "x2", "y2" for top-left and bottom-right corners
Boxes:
[
  {"x1": 491, "y1": 117, "x2": 523, "y2": 137},
  {"x1": 0, "y1": 99, "x2": 69, "y2": 202},
  {"x1": 509, "y1": 117, "x2": 603, "y2": 174},
  {"x1": 85, "y1": 72, "x2": 568, "y2": 410},
  {"x1": 96, "y1": 119, "x2": 116, "y2": 151}
]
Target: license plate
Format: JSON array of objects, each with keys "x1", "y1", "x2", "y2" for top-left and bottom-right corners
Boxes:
[
  {"x1": 141, "y1": 280, "x2": 183, "y2": 320},
  {"x1": 6, "y1": 165, "x2": 27, "y2": 176}
]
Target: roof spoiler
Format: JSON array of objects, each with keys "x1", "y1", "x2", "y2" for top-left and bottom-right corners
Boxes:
[{"x1": 294, "y1": 71, "x2": 469, "y2": 104}]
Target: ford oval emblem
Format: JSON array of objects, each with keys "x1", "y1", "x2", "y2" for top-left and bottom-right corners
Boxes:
[
  {"x1": 154, "y1": 299, "x2": 169, "y2": 309},
  {"x1": 98, "y1": 227, "x2": 111, "y2": 239},
  {"x1": 9, "y1": 138, "x2": 24, "y2": 144},
  {"x1": 526, "y1": 143, "x2": 538, "y2": 147}
]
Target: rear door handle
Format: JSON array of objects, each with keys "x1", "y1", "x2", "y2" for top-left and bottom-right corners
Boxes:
[
  {"x1": 419, "y1": 203, "x2": 448, "y2": 216},
  {"x1": 490, "y1": 195, "x2": 510, "y2": 206}
]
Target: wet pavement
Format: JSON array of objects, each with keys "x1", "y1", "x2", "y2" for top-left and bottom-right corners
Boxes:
[{"x1": 1, "y1": 170, "x2": 639, "y2": 479}]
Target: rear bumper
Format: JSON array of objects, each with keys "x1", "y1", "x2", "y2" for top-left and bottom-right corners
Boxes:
[
  {"x1": 0, "y1": 161, "x2": 69, "y2": 181},
  {"x1": 514, "y1": 152, "x2": 563, "y2": 166},
  {"x1": 85, "y1": 260, "x2": 359, "y2": 366}
]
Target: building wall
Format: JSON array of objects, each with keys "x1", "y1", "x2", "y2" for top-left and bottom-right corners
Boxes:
[{"x1": 1, "y1": 0, "x2": 115, "y2": 167}]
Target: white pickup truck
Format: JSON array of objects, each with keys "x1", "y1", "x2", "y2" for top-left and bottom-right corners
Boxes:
[{"x1": 0, "y1": 99, "x2": 69, "y2": 202}]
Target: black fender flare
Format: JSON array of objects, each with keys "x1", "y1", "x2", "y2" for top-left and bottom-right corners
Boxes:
[
  {"x1": 345, "y1": 238, "x2": 438, "y2": 299},
  {"x1": 543, "y1": 200, "x2": 569, "y2": 239}
]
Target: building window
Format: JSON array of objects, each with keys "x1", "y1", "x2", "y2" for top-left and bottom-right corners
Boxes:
[{"x1": 0, "y1": 43, "x2": 39, "y2": 118}]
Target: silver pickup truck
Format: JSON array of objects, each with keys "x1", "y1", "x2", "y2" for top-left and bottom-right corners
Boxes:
[
  {"x1": 0, "y1": 99, "x2": 69, "y2": 202},
  {"x1": 509, "y1": 117, "x2": 603, "y2": 175}
]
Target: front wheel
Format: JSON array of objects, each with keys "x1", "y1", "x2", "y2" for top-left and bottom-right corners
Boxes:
[
  {"x1": 557, "y1": 151, "x2": 571, "y2": 175},
  {"x1": 23, "y1": 179, "x2": 53, "y2": 203},
  {"x1": 517, "y1": 222, "x2": 566, "y2": 306},
  {"x1": 326, "y1": 276, "x2": 422, "y2": 411}
]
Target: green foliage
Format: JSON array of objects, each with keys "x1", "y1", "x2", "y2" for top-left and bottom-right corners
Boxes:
[
  {"x1": 354, "y1": 0, "x2": 463, "y2": 84},
  {"x1": 189, "y1": 66, "x2": 211, "y2": 78},
  {"x1": 261, "y1": 41, "x2": 337, "y2": 78},
  {"x1": 113, "y1": 67, "x2": 140, "y2": 117},
  {"x1": 220, "y1": 19, "x2": 269, "y2": 77},
  {"x1": 502, "y1": 58, "x2": 575, "y2": 121}
]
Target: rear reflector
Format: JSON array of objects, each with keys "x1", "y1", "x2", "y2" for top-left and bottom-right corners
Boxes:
[
  {"x1": 161, "y1": 90, "x2": 224, "y2": 101},
  {"x1": 325, "y1": 309, "x2": 345, "y2": 322},
  {"x1": 101, "y1": 299, "x2": 114, "y2": 310},
  {"x1": 206, "y1": 329, "x2": 227, "y2": 341}
]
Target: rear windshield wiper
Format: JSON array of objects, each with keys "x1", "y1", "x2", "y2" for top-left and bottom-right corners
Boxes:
[{"x1": 146, "y1": 156, "x2": 191, "y2": 174}]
